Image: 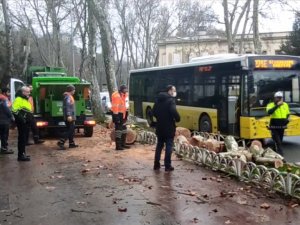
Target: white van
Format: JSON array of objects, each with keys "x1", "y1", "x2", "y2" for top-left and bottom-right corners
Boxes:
[{"x1": 100, "y1": 91, "x2": 111, "y2": 113}]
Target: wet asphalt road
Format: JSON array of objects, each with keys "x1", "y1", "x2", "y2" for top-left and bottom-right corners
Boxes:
[
  {"x1": 279, "y1": 137, "x2": 300, "y2": 163},
  {"x1": 0, "y1": 126, "x2": 300, "y2": 225}
]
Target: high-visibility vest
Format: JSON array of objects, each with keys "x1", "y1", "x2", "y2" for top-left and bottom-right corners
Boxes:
[
  {"x1": 12, "y1": 96, "x2": 32, "y2": 113},
  {"x1": 111, "y1": 91, "x2": 127, "y2": 118},
  {"x1": 266, "y1": 102, "x2": 290, "y2": 119}
]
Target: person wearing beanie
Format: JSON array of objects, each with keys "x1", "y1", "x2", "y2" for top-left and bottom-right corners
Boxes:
[
  {"x1": 57, "y1": 84, "x2": 78, "y2": 150},
  {"x1": 111, "y1": 84, "x2": 130, "y2": 150},
  {"x1": 266, "y1": 91, "x2": 290, "y2": 156}
]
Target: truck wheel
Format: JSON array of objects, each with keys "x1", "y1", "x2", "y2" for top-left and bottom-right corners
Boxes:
[
  {"x1": 199, "y1": 115, "x2": 212, "y2": 133},
  {"x1": 84, "y1": 127, "x2": 93, "y2": 137}
]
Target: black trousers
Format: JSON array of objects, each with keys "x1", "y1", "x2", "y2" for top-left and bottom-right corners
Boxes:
[
  {"x1": 0, "y1": 124, "x2": 9, "y2": 149},
  {"x1": 271, "y1": 129, "x2": 285, "y2": 156},
  {"x1": 60, "y1": 121, "x2": 75, "y2": 143},
  {"x1": 15, "y1": 120, "x2": 29, "y2": 157}
]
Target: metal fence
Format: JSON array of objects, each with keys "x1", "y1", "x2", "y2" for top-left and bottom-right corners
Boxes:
[{"x1": 136, "y1": 131, "x2": 300, "y2": 199}]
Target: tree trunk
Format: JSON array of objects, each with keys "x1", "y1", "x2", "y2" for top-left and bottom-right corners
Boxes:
[
  {"x1": 22, "y1": 28, "x2": 31, "y2": 77},
  {"x1": 90, "y1": 0, "x2": 117, "y2": 97},
  {"x1": 1, "y1": 0, "x2": 14, "y2": 87},
  {"x1": 253, "y1": 0, "x2": 262, "y2": 54},
  {"x1": 223, "y1": 0, "x2": 234, "y2": 53},
  {"x1": 87, "y1": 0, "x2": 105, "y2": 121}
]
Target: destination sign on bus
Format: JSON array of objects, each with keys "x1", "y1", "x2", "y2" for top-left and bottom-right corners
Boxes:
[
  {"x1": 199, "y1": 66, "x2": 212, "y2": 72},
  {"x1": 254, "y1": 59, "x2": 295, "y2": 69}
]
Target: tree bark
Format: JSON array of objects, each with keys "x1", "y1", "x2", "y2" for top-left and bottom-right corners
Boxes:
[
  {"x1": 90, "y1": 0, "x2": 117, "y2": 96},
  {"x1": 1, "y1": 0, "x2": 14, "y2": 87},
  {"x1": 253, "y1": 0, "x2": 262, "y2": 54},
  {"x1": 22, "y1": 28, "x2": 31, "y2": 77},
  {"x1": 87, "y1": 0, "x2": 105, "y2": 121}
]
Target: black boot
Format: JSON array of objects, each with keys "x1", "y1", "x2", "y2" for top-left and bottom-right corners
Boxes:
[
  {"x1": 116, "y1": 137, "x2": 124, "y2": 150},
  {"x1": 69, "y1": 142, "x2": 79, "y2": 148},
  {"x1": 18, "y1": 153, "x2": 30, "y2": 161},
  {"x1": 121, "y1": 133, "x2": 130, "y2": 149},
  {"x1": 0, "y1": 147, "x2": 14, "y2": 154}
]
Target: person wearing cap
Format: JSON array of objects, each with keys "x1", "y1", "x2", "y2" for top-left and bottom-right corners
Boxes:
[
  {"x1": 266, "y1": 91, "x2": 290, "y2": 156},
  {"x1": 57, "y1": 85, "x2": 78, "y2": 150},
  {"x1": 111, "y1": 84, "x2": 130, "y2": 150},
  {"x1": 0, "y1": 87, "x2": 14, "y2": 154}
]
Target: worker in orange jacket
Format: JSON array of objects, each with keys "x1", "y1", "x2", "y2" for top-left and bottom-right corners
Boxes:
[{"x1": 111, "y1": 85, "x2": 130, "y2": 150}]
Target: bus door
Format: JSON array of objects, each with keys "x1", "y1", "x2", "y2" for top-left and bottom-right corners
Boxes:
[{"x1": 218, "y1": 73, "x2": 241, "y2": 135}]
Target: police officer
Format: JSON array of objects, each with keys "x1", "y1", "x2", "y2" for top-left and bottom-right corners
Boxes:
[
  {"x1": 266, "y1": 91, "x2": 290, "y2": 156},
  {"x1": 111, "y1": 85, "x2": 130, "y2": 150},
  {"x1": 12, "y1": 86, "x2": 32, "y2": 161},
  {"x1": 57, "y1": 85, "x2": 78, "y2": 150}
]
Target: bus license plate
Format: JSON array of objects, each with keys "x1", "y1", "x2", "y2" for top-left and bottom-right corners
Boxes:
[{"x1": 58, "y1": 121, "x2": 66, "y2": 126}]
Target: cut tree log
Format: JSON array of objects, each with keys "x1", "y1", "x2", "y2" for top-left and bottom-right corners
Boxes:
[
  {"x1": 219, "y1": 150, "x2": 253, "y2": 161},
  {"x1": 254, "y1": 157, "x2": 284, "y2": 168},
  {"x1": 110, "y1": 128, "x2": 137, "y2": 144},
  {"x1": 176, "y1": 127, "x2": 191, "y2": 139},
  {"x1": 175, "y1": 135, "x2": 189, "y2": 144}
]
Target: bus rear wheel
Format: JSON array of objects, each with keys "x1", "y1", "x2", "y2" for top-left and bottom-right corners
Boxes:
[{"x1": 199, "y1": 115, "x2": 212, "y2": 133}]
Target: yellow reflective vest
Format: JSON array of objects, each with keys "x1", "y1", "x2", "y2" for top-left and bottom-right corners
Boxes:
[
  {"x1": 266, "y1": 102, "x2": 290, "y2": 119},
  {"x1": 12, "y1": 96, "x2": 32, "y2": 113}
]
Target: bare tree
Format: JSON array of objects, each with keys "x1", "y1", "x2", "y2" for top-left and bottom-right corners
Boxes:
[
  {"x1": 222, "y1": 0, "x2": 252, "y2": 53},
  {"x1": 253, "y1": 0, "x2": 262, "y2": 54},
  {"x1": 90, "y1": 0, "x2": 117, "y2": 96},
  {"x1": 85, "y1": 0, "x2": 104, "y2": 120},
  {"x1": 1, "y1": 0, "x2": 14, "y2": 87}
]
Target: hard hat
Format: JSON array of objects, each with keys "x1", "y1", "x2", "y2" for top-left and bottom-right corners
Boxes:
[{"x1": 274, "y1": 91, "x2": 283, "y2": 97}]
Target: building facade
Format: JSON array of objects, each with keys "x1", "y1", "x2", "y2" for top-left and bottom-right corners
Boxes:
[{"x1": 158, "y1": 32, "x2": 290, "y2": 66}]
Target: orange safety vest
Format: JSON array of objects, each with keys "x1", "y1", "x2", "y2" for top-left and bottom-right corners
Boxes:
[
  {"x1": 64, "y1": 92, "x2": 75, "y2": 105},
  {"x1": 0, "y1": 94, "x2": 12, "y2": 108},
  {"x1": 111, "y1": 91, "x2": 127, "y2": 118},
  {"x1": 28, "y1": 96, "x2": 34, "y2": 112}
]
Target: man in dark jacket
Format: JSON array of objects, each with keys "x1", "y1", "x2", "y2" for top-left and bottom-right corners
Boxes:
[
  {"x1": 0, "y1": 88, "x2": 14, "y2": 154},
  {"x1": 152, "y1": 85, "x2": 180, "y2": 171},
  {"x1": 57, "y1": 85, "x2": 78, "y2": 150}
]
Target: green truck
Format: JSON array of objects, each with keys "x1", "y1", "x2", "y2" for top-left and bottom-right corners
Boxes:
[{"x1": 12, "y1": 66, "x2": 96, "y2": 137}]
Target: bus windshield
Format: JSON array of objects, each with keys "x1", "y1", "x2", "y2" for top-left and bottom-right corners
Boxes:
[{"x1": 247, "y1": 70, "x2": 300, "y2": 117}]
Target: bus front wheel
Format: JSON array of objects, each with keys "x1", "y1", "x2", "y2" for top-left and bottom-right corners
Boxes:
[{"x1": 199, "y1": 115, "x2": 212, "y2": 133}]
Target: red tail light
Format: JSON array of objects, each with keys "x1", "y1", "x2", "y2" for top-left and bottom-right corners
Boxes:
[
  {"x1": 36, "y1": 121, "x2": 49, "y2": 127},
  {"x1": 84, "y1": 120, "x2": 96, "y2": 126}
]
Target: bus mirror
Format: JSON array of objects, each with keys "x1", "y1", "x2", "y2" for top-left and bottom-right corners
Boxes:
[{"x1": 248, "y1": 74, "x2": 255, "y2": 93}]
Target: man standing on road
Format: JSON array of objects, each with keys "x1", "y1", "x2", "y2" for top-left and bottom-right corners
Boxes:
[
  {"x1": 153, "y1": 85, "x2": 180, "y2": 171},
  {"x1": 0, "y1": 88, "x2": 14, "y2": 154},
  {"x1": 111, "y1": 85, "x2": 130, "y2": 151},
  {"x1": 12, "y1": 86, "x2": 32, "y2": 161},
  {"x1": 266, "y1": 91, "x2": 290, "y2": 156},
  {"x1": 57, "y1": 85, "x2": 78, "y2": 150}
]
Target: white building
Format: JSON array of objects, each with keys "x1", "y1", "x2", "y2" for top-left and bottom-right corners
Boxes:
[{"x1": 158, "y1": 31, "x2": 290, "y2": 66}]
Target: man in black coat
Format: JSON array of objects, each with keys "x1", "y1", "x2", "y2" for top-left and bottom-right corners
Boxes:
[
  {"x1": 152, "y1": 85, "x2": 180, "y2": 171},
  {"x1": 0, "y1": 90, "x2": 14, "y2": 154}
]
